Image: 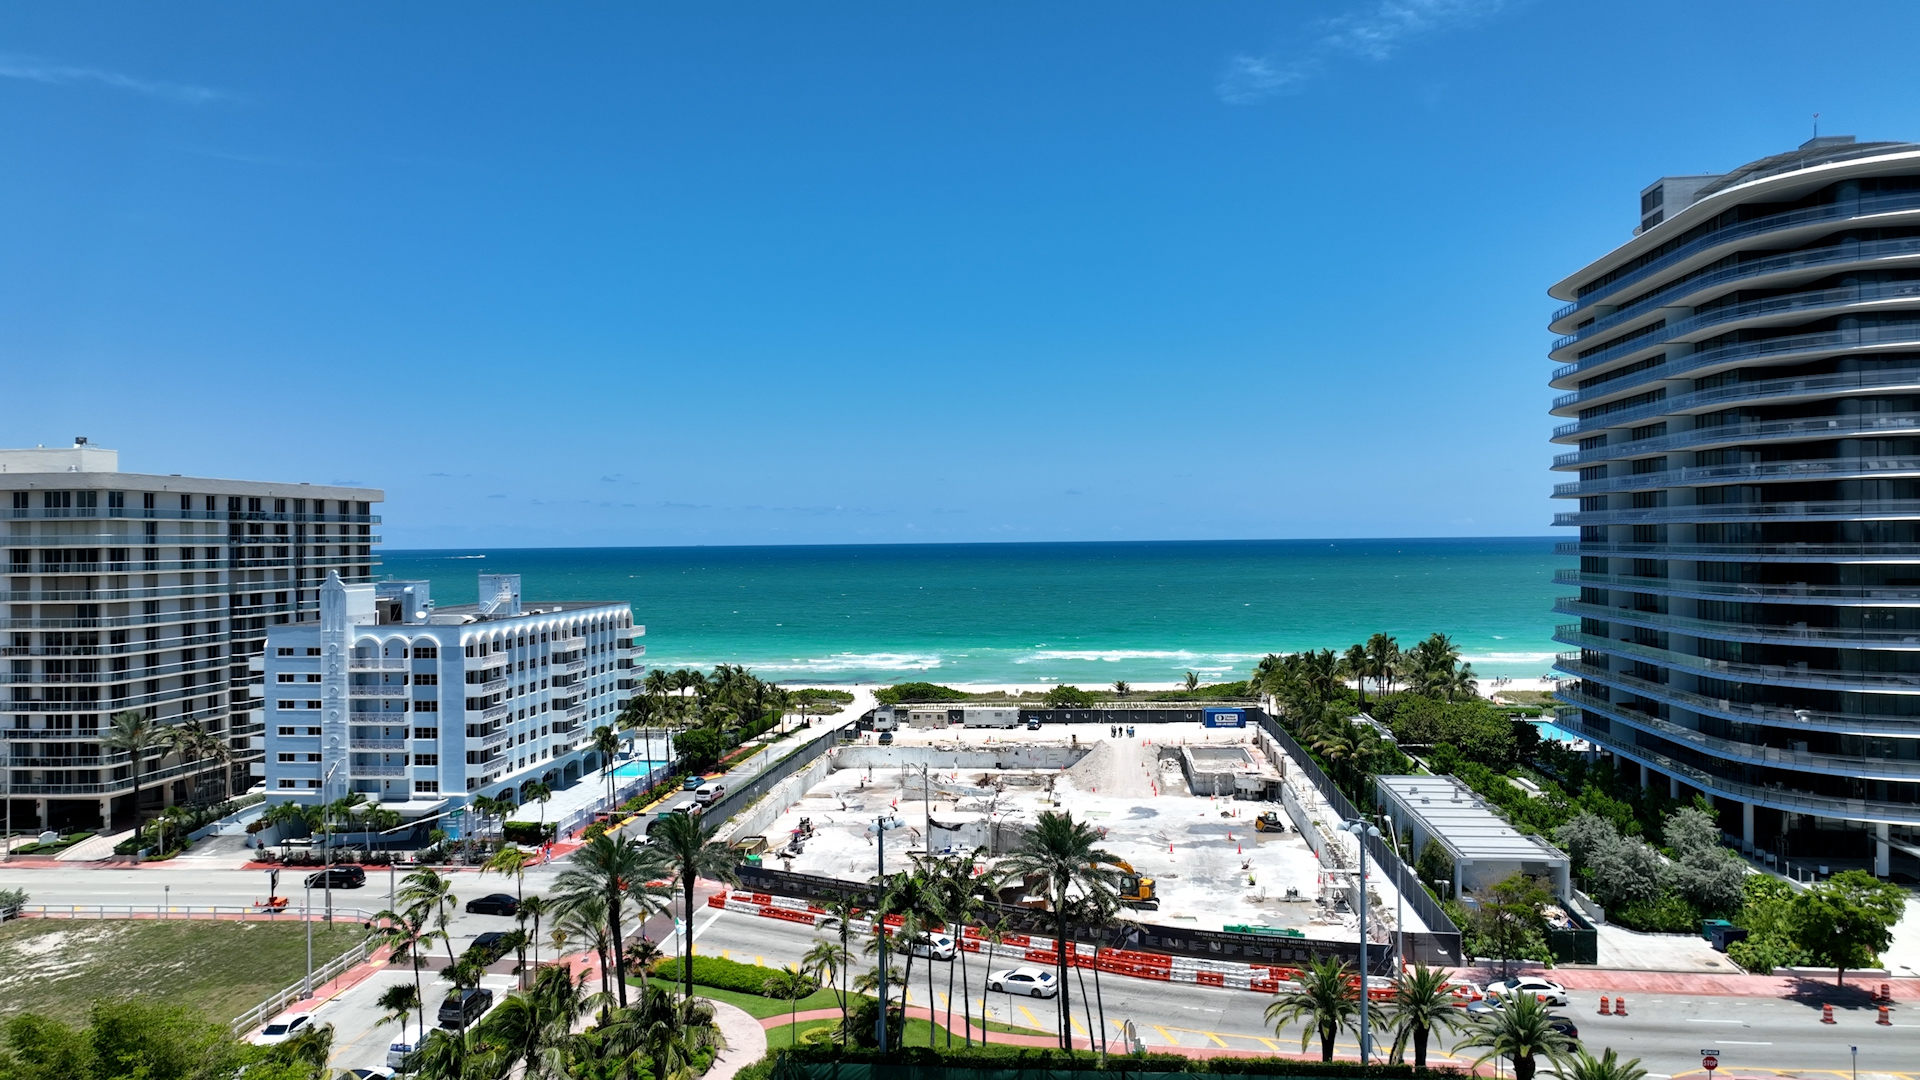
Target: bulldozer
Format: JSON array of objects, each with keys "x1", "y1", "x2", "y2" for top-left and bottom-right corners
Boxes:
[
  {"x1": 1254, "y1": 811, "x2": 1288, "y2": 834},
  {"x1": 1109, "y1": 860, "x2": 1159, "y2": 910}
]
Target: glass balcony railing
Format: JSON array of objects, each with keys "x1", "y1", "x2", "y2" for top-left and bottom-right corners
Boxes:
[
  {"x1": 1554, "y1": 324, "x2": 1920, "y2": 413},
  {"x1": 1552, "y1": 190, "x2": 1920, "y2": 324},
  {"x1": 1554, "y1": 367, "x2": 1920, "y2": 439},
  {"x1": 1556, "y1": 657, "x2": 1920, "y2": 735},
  {"x1": 1552, "y1": 279, "x2": 1920, "y2": 382},
  {"x1": 1555, "y1": 627, "x2": 1920, "y2": 693},
  {"x1": 1554, "y1": 412, "x2": 1920, "y2": 469},
  {"x1": 1555, "y1": 596, "x2": 1920, "y2": 647},
  {"x1": 1554, "y1": 568, "x2": 1920, "y2": 604},
  {"x1": 1554, "y1": 539, "x2": 1920, "y2": 561},
  {"x1": 1555, "y1": 455, "x2": 1920, "y2": 497},
  {"x1": 1555, "y1": 497, "x2": 1920, "y2": 527}
]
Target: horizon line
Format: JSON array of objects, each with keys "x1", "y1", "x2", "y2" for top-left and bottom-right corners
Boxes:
[{"x1": 382, "y1": 533, "x2": 1560, "y2": 554}]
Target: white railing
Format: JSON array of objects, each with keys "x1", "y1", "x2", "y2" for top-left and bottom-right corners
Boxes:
[
  {"x1": 230, "y1": 936, "x2": 375, "y2": 1036},
  {"x1": 12, "y1": 903, "x2": 383, "y2": 922}
]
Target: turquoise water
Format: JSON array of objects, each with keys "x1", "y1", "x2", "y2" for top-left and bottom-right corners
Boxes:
[
  {"x1": 384, "y1": 538, "x2": 1562, "y2": 686},
  {"x1": 611, "y1": 760, "x2": 672, "y2": 778}
]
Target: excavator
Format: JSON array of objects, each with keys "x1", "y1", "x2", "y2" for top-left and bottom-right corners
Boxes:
[
  {"x1": 1254, "y1": 811, "x2": 1288, "y2": 833},
  {"x1": 1108, "y1": 859, "x2": 1159, "y2": 910}
]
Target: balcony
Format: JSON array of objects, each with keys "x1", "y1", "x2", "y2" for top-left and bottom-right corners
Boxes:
[
  {"x1": 1554, "y1": 539, "x2": 1920, "y2": 563},
  {"x1": 1554, "y1": 629, "x2": 1920, "y2": 693},
  {"x1": 1553, "y1": 569, "x2": 1920, "y2": 606},
  {"x1": 1554, "y1": 359, "x2": 1920, "y2": 441},
  {"x1": 347, "y1": 683, "x2": 408, "y2": 698},
  {"x1": 1556, "y1": 456, "x2": 1920, "y2": 499},
  {"x1": 349, "y1": 738, "x2": 407, "y2": 750},
  {"x1": 1548, "y1": 708, "x2": 1920, "y2": 825},
  {"x1": 1556, "y1": 596, "x2": 1920, "y2": 649},
  {"x1": 1556, "y1": 656, "x2": 1920, "y2": 736},
  {"x1": 1553, "y1": 325, "x2": 1920, "y2": 415},
  {"x1": 1554, "y1": 413, "x2": 1920, "y2": 470},
  {"x1": 349, "y1": 657, "x2": 407, "y2": 671},
  {"x1": 1552, "y1": 192, "x2": 1920, "y2": 324},
  {"x1": 1554, "y1": 497, "x2": 1920, "y2": 528},
  {"x1": 350, "y1": 764, "x2": 407, "y2": 777}
]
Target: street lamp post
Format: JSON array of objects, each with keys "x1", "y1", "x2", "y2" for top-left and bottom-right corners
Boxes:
[
  {"x1": 1342, "y1": 818, "x2": 1382, "y2": 1064},
  {"x1": 303, "y1": 881, "x2": 314, "y2": 998}
]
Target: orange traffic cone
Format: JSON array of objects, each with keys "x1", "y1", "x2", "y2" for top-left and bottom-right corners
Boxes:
[
  {"x1": 1597, "y1": 996, "x2": 1611, "y2": 1015},
  {"x1": 1821, "y1": 1003, "x2": 1836, "y2": 1024},
  {"x1": 1237, "y1": 842, "x2": 1243, "y2": 854},
  {"x1": 1879, "y1": 1005, "x2": 1892, "y2": 1026},
  {"x1": 1614, "y1": 997, "x2": 1627, "y2": 1016},
  {"x1": 1877, "y1": 982, "x2": 1893, "y2": 1003}
]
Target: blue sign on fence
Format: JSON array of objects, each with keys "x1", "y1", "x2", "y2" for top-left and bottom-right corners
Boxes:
[{"x1": 1202, "y1": 708, "x2": 1246, "y2": 728}]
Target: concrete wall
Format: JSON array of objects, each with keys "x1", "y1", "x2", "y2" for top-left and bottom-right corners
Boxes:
[
  {"x1": 830, "y1": 745, "x2": 1090, "y2": 771},
  {"x1": 715, "y1": 751, "x2": 836, "y2": 846}
]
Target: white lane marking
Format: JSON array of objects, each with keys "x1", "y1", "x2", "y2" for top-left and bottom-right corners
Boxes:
[
  {"x1": 1683, "y1": 1018, "x2": 1745, "y2": 1024},
  {"x1": 1717, "y1": 1040, "x2": 1772, "y2": 1045}
]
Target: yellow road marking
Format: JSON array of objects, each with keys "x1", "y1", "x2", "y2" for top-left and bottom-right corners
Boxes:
[
  {"x1": 1018, "y1": 1005, "x2": 1044, "y2": 1029},
  {"x1": 1069, "y1": 1016, "x2": 1087, "y2": 1035},
  {"x1": 938, "y1": 992, "x2": 949, "y2": 1010},
  {"x1": 755, "y1": 956, "x2": 764, "y2": 966},
  {"x1": 1256, "y1": 1037, "x2": 1278, "y2": 1050},
  {"x1": 1153, "y1": 1025, "x2": 1177, "y2": 1046},
  {"x1": 1203, "y1": 1031, "x2": 1228, "y2": 1048}
]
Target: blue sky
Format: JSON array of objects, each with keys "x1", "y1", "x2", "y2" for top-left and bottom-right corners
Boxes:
[{"x1": 5, "y1": 2, "x2": 1919, "y2": 549}]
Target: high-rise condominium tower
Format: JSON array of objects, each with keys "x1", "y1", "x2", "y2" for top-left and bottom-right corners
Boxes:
[
  {"x1": 1549, "y1": 136, "x2": 1920, "y2": 875},
  {"x1": 3, "y1": 441, "x2": 381, "y2": 832}
]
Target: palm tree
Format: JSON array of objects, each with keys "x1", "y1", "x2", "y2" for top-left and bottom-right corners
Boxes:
[
  {"x1": 599, "y1": 982, "x2": 723, "y2": 1080},
  {"x1": 1264, "y1": 955, "x2": 1359, "y2": 1062},
  {"x1": 1445, "y1": 662, "x2": 1480, "y2": 702},
  {"x1": 1070, "y1": 886, "x2": 1123, "y2": 1060},
  {"x1": 644, "y1": 810, "x2": 740, "y2": 1016},
  {"x1": 517, "y1": 894, "x2": 552, "y2": 986},
  {"x1": 1365, "y1": 633, "x2": 1401, "y2": 698},
  {"x1": 999, "y1": 810, "x2": 1117, "y2": 1049},
  {"x1": 802, "y1": 939, "x2": 851, "y2": 1041},
  {"x1": 555, "y1": 832, "x2": 670, "y2": 1009},
  {"x1": 1183, "y1": 671, "x2": 1199, "y2": 693},
  {"x1": 373, "y1": 901, "x2": 442, "y2": 1045},
  {"x1": 397, "y1": 868, "x2": 460, "y2": 970},
  {"x1": 931, "y1": 853, "x2": 983, "y2": 1046},
  {"x1": 375, "y1": 981, "x2": 425, "y2": 1052},
  {"x1": 556, "y1": 893, "x2": 615, "y2": 1013},
  {"x1": 488, "y1": 963, "x2": 597, "y2": 1080},
  {"x1": 522, "y1": 780, "x2": 554, "y2": 838},
  {"x1": 1385, "y1": 963, "x2": 1466, "y2": 1069},
  {"x1": 1111, "y1": 680, "x2": 1130, "y2": 697},
  {"x1": 593, "y1": 725, "x2": 621, "y2": 810},
  {"x1": 101, "y1": 709, "x2": 162, "y2": 832},
  {"x1": 1558, "y1": 1047, "x2": 1651, "y2": 1080},
  {"x1": 1340, "y1": 644, "x2": 1370, "y2": 711},
  {"x1": 1460, "y1": 992, "x2": 1578, "y2": 1080},
  {"x1": 274, "y1": 1020, "x2": 335, "y2": 1075},
  {"x1": 162, "y1": 719, "x2": 216, "y2": 805},
  {"x1": 864, "y1": 902, "x2": 925, "y2": 1046},
  {"x1": 484, "y1": 846, "x2": 533, "y2": 906},
  {"x1": 767, "y1": 966, "x2": 811, "y2": 1035},
  {"x1": 975, "y1": 913, "x2": 1010, "y2": 1045},
  {"x1": 628, "y1": 935, "x2": 663, "y2": 992},
  {"x1": 821, "y1": 896, "x2": 862, "y2": 1042}
]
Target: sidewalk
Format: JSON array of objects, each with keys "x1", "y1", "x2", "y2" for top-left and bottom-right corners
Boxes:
[{"x1": 1455, "y1": 963, "x2": 1920, "y2": 1001}]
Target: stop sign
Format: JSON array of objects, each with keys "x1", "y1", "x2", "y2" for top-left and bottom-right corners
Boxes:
[{"x1": 1703, "y1": 1055, "x2": 1719, "y2": 1072}]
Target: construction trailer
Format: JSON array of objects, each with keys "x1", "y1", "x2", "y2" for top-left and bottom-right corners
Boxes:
[{"x1": 962, "y1": 706, "x2": 1019, "y2": 728}]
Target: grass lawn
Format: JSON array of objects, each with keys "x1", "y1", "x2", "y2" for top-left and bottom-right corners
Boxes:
[
  {"x1": 0, "y1": 918, "x2": 369, "y2": 1027},
  {"x1": 764, "y1": 1016, "x2": 1044, "y2": 1049},
  {"x1": 649, "y1": 981, "x2": 848, "y2": 1019}
]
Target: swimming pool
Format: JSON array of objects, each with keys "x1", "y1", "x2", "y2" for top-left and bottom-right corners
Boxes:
[
  {"x1": 611, "y1": 760, "x2": 672, "y2": 779},
  {"x1": 1530, "y1": 721, "x2": 1581, "y2": 744}
]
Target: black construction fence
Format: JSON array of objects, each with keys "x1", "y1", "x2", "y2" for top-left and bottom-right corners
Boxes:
[
  {"x1": 698, "y1": 726, "x2": 841, "y2": 827},
  {"x1": 732, "y1": 864, "x2": 1399, "y2": 975}
]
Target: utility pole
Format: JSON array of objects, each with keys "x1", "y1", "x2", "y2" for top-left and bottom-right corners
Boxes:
[
  {"x1": 1342, "y1": 818, "x2": 1381, "y2": 1064},
  {"x1": 922, "y1": 763, "x2": 932, "y2": 855},
  {"x1": 303, "y1": 880, "x2": 314, "y2": 998}
]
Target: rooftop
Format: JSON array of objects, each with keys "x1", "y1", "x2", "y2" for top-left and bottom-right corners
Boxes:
[{"x1": 1375, "y1": 774, "x2": 1566, "y2": 864}]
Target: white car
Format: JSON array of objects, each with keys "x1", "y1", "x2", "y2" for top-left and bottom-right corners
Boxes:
[
  {"x1": 1484, "y1": 976, "x2": 1570, "y2": 1006},
  {"x1": 908, "y1": 932, "x2": 956, "y2": 961},
  {"x1": 386, "y1": 1042, "x2": 417, "y2": 1070},
  {"x1": 253, "y1": 1013, "x2": 312, "y2": 1045},
  {"x1": 988, "y1": 966, "x2": 1059, "y2": 998}
]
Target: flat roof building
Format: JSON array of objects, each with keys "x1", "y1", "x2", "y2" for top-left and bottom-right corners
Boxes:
[
  {"x1": 1374, "y1": 774, "x2": 1570, "y2": 902},
  {"x1": 260, "y1": 572, "x2": 642, "y2": 825},
  {"x1": 2, "y1": 440, "x2": 381, "y2": 832}
]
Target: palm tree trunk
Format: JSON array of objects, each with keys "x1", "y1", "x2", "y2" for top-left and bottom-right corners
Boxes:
[
  {"x1": 1093, "y1": 957, "x2": 1107, "y2": 1059},
  {"x1": 1320, "y1": 1023, "x2": 1334, "y2": 1062},
  {"x1": 945, "y1": 939, "x2": 956, "y2": 1047},
  {"x1": 1516, "y1": 1054, "x2": 1535, "y2": 1080},
  {"x1": 925, "y1": 942, "x2": 937, "y2": 1047},
  {"x1": 958, "y1": 934, "x2": 971, "y2": 1046},
  {"x1": 681, "y1": 879, "x2": 696, "y2": 1011},
  {"x1": 981, "y1": 937, "x2": 996, "y2": 1046},
  {"x1": 899, "y1": 943, "x2": 915, "y2": 1051},
  {"x1": 1413, "y1": 1025, "x2": 1428, "y2": 1069},
  {"x1": 1076, "y1": 956, "x2": 1095, "y2": 1053},
  {"x1": 608, "y1": 891, "x2": 628, "y2": 1009},
  {"x1": 1054, "y1": 894, "x2": 1071, "y2": 1050}
]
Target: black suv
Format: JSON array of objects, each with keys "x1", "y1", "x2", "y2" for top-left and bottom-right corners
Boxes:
[
  {"x1": 304, "y1": 866, "x2": 367, "y2": 889},
  {"x1": 438, "y1": 988, "x2": 493, "y2": 1029}
]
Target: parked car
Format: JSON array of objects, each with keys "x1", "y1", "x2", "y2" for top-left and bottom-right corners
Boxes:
[
  {"x1": 386, "y1": 1041, "x2": 418, "y2": 1070},
  {"x1": 345, "y1": 1069, "x2": 395, "y2": 1079},
  {"x1": 465, "y1": 893, "x2": 519, "y2": 916},
  {"x1": 304, "y1": 866, "x2": 366, "y2": 890},
  {"x1": 683, "y1": 775, "x2": 705, "y2": 790},
  {"x1": 907, "y1": 931, "x2": 956, "y2": 961},
  {"x1": 987, "y1": 966, "x2": 1057, "y2": 998},
  {"x1": 647, "y1": 806, "x2": 694, "y2": 836},
  {"x1": 694, "y1": 782, "x2": 725, "y2": 805},
  {"x1": 1483, "y1": 976, "x2": 1571, "y2": 1006},
  {"x1": 1025, "y1": 717, "x2": 1041, "y2": 730},
  {"x1": 253, "y1": 1014, "x2": 312, "y2": 1045},
  {"x1": 1546, "y1": 1016, "x2": 1580, "y2": 1042},
  {"x1": 438, "y1": 988, "x2": 494, "y2": 1029},
  {"x1": 877, "y1": 731, "x2": 894, "y2": 745},
  {"x1": 465, "y1": 932, "x2": 511, "y2": 966}
]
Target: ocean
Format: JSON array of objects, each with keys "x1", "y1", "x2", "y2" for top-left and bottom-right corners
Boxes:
[{"x1": 382, "y1": 537, "x2": 1563, "y2": 687}]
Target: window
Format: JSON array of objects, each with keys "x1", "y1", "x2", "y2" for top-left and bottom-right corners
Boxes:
[
  {"x1": 277, "y1": 726, "x2": 296, "y2": 736},
  {"x1": 142, "y1": 492, "x2": 155, "y2": 511},
  {"x1": 277, "y1": 647, "x2": 294, "y2": 656},
  {"x1": 304, "y1": 673, "x2": 321, "y2": 683},
  {"x1": 277, "y1": 753, "x2": 298, "y2": 763},
  {"x1": 414, "y1": 753, "x2": 438, "y2": 767},
  {"x1": 414, "y1": 780, "x2": 440, "y2": 794},
  {"x1": 413, "y1": 727, "x2": 437, "y2": 740},
  {"x1": 277, "y1": 674, "x2": 296, "y2": 683},
  {"x1": 414, "y1": 700, "x2": 438, "y2": 712},
  {"x1": 414, "y1": 672, "x2": 438, "y2": 685},
  {"x1": 306, "y1": 648, "x2": 320, "y2": 656},
  {"x1": 305, "y1": 753, "x2": 321, "y2": 762},
  {"x1": 277, "y1": 778, "x2": 297, "y2": 789},
  {"x1": 305, "y1": 700, "x2": 322, "y2": 710},
  {"x1": 305, "y1": 779, "x2": 321, "y2": 789},
  {"x1": 277, "y1": 700, "x2": 296, "y2": 710},
  {"x1": 305, "y1": 726, "x2": 321, "y2": 736},
  {"x1": 412, "y1": 646, "x2": 437, "y2": 659}
]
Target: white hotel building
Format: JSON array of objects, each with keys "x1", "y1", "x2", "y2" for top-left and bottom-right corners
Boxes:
[{"x1": 260, "y1": 571, "x2": 641, "y2": 824}]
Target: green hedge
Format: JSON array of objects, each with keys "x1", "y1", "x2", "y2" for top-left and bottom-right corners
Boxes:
[
  {"x1": 653, "y1": 955, "x2": 818, "y2": 997},
  {"x1": 775, "y1": 1045, "x2": 1464, "y2": 1076},
  {"x1": 502, "y1": 821, "x2": 556, "y2": 844}
]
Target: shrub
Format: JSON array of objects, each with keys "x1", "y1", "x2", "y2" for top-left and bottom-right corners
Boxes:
[
  {"x1": 676, "y1": 727, "x2": 723, "y2": 769},
  {"x1": 875, "y1": 682, "x2": 967, "y2": 705},
  {"x1": 1043, "y1": 685, "x2": 1096, "y2": 708},
  {"x1": 582, "y1": 822, "x2": 610, "y2": 842},
  {"x1": 652, "y1": 955, "x2": 818, "y2": 997},
  {"x1": 775, "y1": 1043, "x2": 1464, "y2": 1076},
  {"x1": 1727, "y1": 933, "x2": 1807, "y2": 975},
  {"x1": 1611, "y1": 891, "x2": 1700, "y2": 934},
  {"x1": 502, "y1": 821, "x2": 556, "y2": 845}
]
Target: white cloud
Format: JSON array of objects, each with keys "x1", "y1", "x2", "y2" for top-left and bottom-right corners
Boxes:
[
  {"x1": 1218, "y1": 0, "x2": 1509, "y2": 104},
  {"x1": 0, "y1": 55, "x2": 224, "y2": 104}
]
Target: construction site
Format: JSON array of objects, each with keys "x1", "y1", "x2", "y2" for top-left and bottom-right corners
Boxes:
[{"x1": 718, "y1": 717, "x2": 1429, "y2": 945}]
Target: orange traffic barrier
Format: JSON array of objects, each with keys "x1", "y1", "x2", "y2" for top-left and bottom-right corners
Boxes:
[
  {"x1": 1879, "y1": 1005, "x2": 1892, "y2": 1026},
  {"x1": 1614, "y1": 997, "x2": 1628, "y2": 1016},
  {"x1": 1598, "y1": 996, "x2": 1611, "y2": 1015},
  {"x1": 1196, "y1": 971, "x2": 1225, "y2": 987},
  {"x1": 1821, "y1": 1003, "x2": 1836, "y2": 1024},
  {"x1": 1877, "y1": 982, "x2": 1893, "y2": 1003}
]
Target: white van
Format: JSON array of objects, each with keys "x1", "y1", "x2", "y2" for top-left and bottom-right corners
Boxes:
[{"x1": 694, "y1": 782, "x2": 725, "y2": 805}]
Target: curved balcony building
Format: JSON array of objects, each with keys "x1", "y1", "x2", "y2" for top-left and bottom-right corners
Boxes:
[{"x1": 1548, "y1": 135, "x2": 1920, "y2": 874}]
